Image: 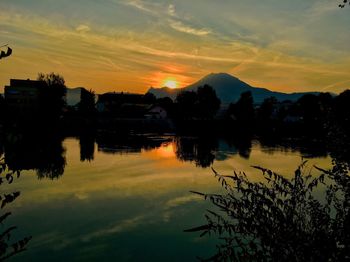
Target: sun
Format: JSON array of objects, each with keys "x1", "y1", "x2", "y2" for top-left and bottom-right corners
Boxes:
[{"x1": 162, "y1": 77, "x2": 179, "y2": 89}]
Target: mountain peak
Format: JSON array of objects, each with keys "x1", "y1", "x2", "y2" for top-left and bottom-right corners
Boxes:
[
  {"x1": 147, "y1": 72, "x2": 318, "y2": 103},
  {"x1": 205, "y1": 72, "x2": 239, "y2": 80},
  {"x1": 185, "y1": 72, "x2": 250, "y2": 94}
]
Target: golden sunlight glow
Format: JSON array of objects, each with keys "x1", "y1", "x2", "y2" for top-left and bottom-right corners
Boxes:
[
  {"x1": 156, "y1": 143, "x2": 175, "y2": 158},
  {"x1": 162, "y1": 78, "x2": 179, "y2": 89}
]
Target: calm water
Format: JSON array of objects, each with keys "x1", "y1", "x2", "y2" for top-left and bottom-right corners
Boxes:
[{"x1": 2, "y1": 135, "x2": 332, "y2": 261}]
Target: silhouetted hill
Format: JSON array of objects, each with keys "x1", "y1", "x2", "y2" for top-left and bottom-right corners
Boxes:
[
  {"x1": 66, "y1": 87, "x2": 83, "y2": 106},
  {"x1": 147, "y1": 86, "x2": 179, "y2": 100},
  {"x1": 147, "y1": 73, "x2": 319, "y2": 104}
]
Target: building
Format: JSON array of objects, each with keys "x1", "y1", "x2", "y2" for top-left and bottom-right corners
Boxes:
[
  {"x1": 65, "y1": 87, "x2": 95, "y2": 113},
  {"x1": 96, "y1": 92, "x2": 150, "y2": 117},
  {"x1": 4, "y1": 79, "x2": 45, "y2": 115},
  {"x1": 144, "y1": 106, "x2": 168, "y2": 119}
]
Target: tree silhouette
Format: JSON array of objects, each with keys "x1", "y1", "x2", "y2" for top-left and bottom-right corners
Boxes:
[
  {"x1": 175, "y1": 91, "x2": 197, "y2": 119},
  {"x1": 0, "y1": 45, "x2": 12, "y2": 60},
  {"x1": 333, "y1": 90, "x2": 350, "y2": 128},
  {"x1": 78, "y1": 88, "x2": 96, "y2": 115},
  {"x1": 227, "y1": 91, "x2": 254, "y2": 126},
  {"x1": 175, "y1": 85, "x2": 220, "y2": 120},
  {"x1": 143, "y1": 93, "x2": 156, "y2": 104},
  {"x1": 339, "y1": 0, "x2": 350, "y2": 8},
  {"x1": 37, "y1": 72, "x2": 67, "y2": 121},
  {"x1": 0, "y1": 158, "x2": 31, "y2": 261},
  {"x1": 186, "y1": 161, "x2": 350, "y2": 261},
  {"x1": 155, "y1": 97, "x2": 174, "y2": 117},
  {"x1": 0, "y1": 95, "x2": 4, "y2": 123},
  {"x1": 256, "y1": 96, "x2": 278, "y2": 125},
  {"x1": 196, "y1": 85, "x2": 221, "y2": 119}
]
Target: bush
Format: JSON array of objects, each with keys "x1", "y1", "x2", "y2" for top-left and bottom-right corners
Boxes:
[
  {"x1": 0, "y1": 158, "x2": 31, "y2": 261},
  {"x1": 186, "y1": 162, "x2": 350, "y2": 261}
]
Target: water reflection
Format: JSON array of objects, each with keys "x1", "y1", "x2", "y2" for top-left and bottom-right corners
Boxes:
[
  {"x1": 96, "y1": 131, "x2": 171, "y2": 155},
  {"x1": 0, "y1": 129, "x2": 336, "y2": 262},
  {"x1": 259, "y1": 137, "x2": 329, "y2": 159},
  {"x1": 0, "y1": 130, "x2": 334, "y2": 178},
  {"x1": 175, "y1": 137, "x2": 217, "y2": 168},
  {"x1": 3, "y1": 132, "x2": 66, "y2": 180},
  {"x1": 221, "y1": 135, "x2": 253, "y2": 160},
  {"x1": 79, "y1": 132, "x2": 95, "y2": 162}
]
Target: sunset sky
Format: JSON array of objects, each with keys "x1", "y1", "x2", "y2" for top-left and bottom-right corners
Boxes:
[{"x1": 1, "y1": 0, "x2": 349, "y2": 94}]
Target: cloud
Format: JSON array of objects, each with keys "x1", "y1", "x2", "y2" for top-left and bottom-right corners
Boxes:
[
  {"x1": 124, "y1": 0, "x2": 156, "y2": 14},
  {"x1": 169, "y1": 19, "x2": 211, "y2": 36},
  {"x1": 168, "y1": 4, "x2": 176, "y2": 17},
  {"x1": 75, "y1": 24, "x2": 90, "y2": 33},
  {"x1": 321, "y1": 79, "x2": 350, "y2": 92},
  {"x1": 82, "y1": 215, "x2": 145, "y2": 241},
  {"x1": 1, "y1": 1, "x2": 350, "y2": 94},
  {"x1": 308, "y1": 1, "x2": 338, "y2": 18},
  {"x1": 165, "y1": 194, "x2": 201, "y2": 209}
]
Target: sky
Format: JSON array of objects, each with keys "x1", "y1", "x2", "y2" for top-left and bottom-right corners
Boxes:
[{"x1": 0, "y1": 0, "x2": 349, "y2": 94}]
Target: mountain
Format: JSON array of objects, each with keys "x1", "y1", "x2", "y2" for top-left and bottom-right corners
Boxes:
[
  {"x1": 66, "y1": 87, "x2": 84, "y2": 106},
  {"x1": 147, "y1": 86, "x2": 179, "y2": 100},
  {"x1": 147, "y1": 73, "x2": 319, "y2": 104}
]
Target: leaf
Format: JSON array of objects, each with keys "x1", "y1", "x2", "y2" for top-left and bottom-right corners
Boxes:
[
  {"x1": 189, "y1": 191, "x2": 205, "y2": 196},
  {"x1": 184, "y1": 224, "x2": 210, "y2": 233}
]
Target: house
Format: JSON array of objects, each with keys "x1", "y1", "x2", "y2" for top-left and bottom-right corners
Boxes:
[
  {"x1": 65, "y1": 87, "x2": 95, "y2": 112},
  {"x1": 144, "y1": 106, "x2": 168, "y2": 119},
  {"x1": 4, "y1": 79, "x2": 45, "y2": 115},
  {"x1": 96, "y1": 92, "x2": 151, "y2": 117},
  {"x1": 66, "y1": 87, "x2": 84, "y2": 108}
]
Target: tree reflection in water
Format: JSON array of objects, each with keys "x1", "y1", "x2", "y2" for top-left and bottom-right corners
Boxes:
[
  {"x1": 175, "y1": 137, "x2": 218, "y2": 168},
  {"x1": 186, "y1": 160, "x2": 350, "y2": 261},
  {"x1": 4, "y1": 131, "x2": 66, "y2": 180},
  {"x1": 79, "y1": 132, "x2": 95, "y2": 162}
]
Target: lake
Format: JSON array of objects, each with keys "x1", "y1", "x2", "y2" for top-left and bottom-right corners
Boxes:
[{"x1": 1, "y1": 134, "x2": 332, "y2": 261}]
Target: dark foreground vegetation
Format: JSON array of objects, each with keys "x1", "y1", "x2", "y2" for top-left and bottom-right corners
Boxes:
[
  {"x1": 0, "y1": 158, "x2": 31, "y2": 261},
  {"x1": 184, "y1": 100, "x2": 350, "y2": 261},
  {"x1": 186, "y1": 139, "x2": 350, "y2": 261}
]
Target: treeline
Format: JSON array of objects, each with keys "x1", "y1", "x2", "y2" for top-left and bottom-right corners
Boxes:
[
  {"x1": 226, "y1": 90, "x2": 350, "y2": 134},
  {"x1": 1, "y1": 73, "x2": 95, "y2": 127},
  {"x1": 1, "y1": 71, "x2": 349, "y2": 141},
  {"x1": 160, "y1": 85, "x2": 349, "y2": 136}
]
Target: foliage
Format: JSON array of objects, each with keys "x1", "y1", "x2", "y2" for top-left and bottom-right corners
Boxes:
[
  {"x1": 332, "y1": 90, "x2": 350, "y2": 129},
  {"x1": 143, "y1": 93, "x2": 157, "y2": 104},
  {"x1": 176, "y1": 91, "x2": 198, "y2": 119},
  {"x1": 175, "y1": 85, "x2": 221, "y2": 120},
  {"x1": 227, "y1": 91, "x2": 254, "y2": 126},
  {"x1": 0, "y1": 46, "x2": 12, "y2": 60},
  {"x1": 196, "y1": 85, "x2": 221, "y2": 119},
  {"x1": 155, "y1": 97, "x2": 174, "y2": 117},
  {"x1": 186, "y1": 162, "x2": 350, "y2": 261},
  {"x1": 0, "y1": 158, "x2": 31, "y2": 261},
  {"x1": 256, "y1": 97, "x2": 278, "y2": 124},
  {"x1": 37, "y1": 72, "x2": 67, "y2": 119},
  {"x1": 0, "y1": 96, "x2": 4, "y2": 123},
  {"x1": 339, "y1": 0, "x2": 350, "y2": 8},
  {"x1": 78, "y1": 88, "x2": 96, "y2": 115}
]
